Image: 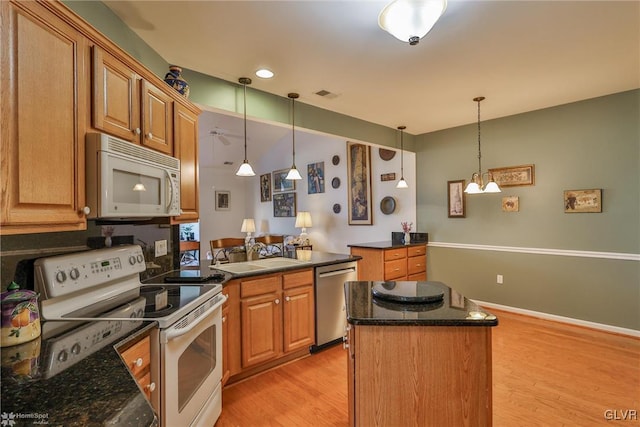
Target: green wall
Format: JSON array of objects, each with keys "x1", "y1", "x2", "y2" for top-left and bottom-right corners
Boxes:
[{"x1": 417, "y1": 90, "x2": 640, "y2": 330}]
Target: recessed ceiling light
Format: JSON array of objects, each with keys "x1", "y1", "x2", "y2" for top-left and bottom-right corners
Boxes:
[{"x1": 255, "y1": 68, "x2": 274, "y2": 79}]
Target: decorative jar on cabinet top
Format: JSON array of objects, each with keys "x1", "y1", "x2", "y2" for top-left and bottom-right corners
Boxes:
[{"x1": 164, "y1": 65, "x2": 190, "y2": 98}]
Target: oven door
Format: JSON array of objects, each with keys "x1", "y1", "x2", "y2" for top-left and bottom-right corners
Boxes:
[{"x1": 158, "y1": 293, "x2": 226, "y2": 427}]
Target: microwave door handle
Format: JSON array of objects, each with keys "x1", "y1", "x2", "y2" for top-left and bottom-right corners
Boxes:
[{"x1": 165, "y1": 169, "x2": 175, "y2": 210}]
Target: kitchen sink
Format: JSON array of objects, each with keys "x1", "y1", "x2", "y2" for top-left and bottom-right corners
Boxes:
[{"x1": 211, "y1": 257, "x2": 311, "y2": 274}]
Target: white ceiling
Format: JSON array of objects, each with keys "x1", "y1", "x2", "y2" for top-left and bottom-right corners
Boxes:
[{"x1": 102, "y1": 0, "x2": 638, "y2": 136}]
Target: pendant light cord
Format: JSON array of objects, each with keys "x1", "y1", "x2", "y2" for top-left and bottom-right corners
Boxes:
[
  {"x1": 400, "y1": 128, "x2": 404, "y2": 177},
  {"x1": 475, "y1": 96, "x2": 484, "y2": 176},
  {"x1": 243, "y1": 82, "x2": 248, "y2": 162},
  {"x1": 291, "y1": 96, "x2": 296, "y2": 166}
]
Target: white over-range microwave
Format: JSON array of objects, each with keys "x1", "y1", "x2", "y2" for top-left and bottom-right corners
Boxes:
[{"x1": 86, "y1": 133, "x2": 181, "y2": 219}]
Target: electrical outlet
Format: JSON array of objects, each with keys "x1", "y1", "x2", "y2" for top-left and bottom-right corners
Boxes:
[
  {"x1": 155, "y1": 240, "x2": 168, "y2": 257},
  {"x1": 497, "y1": 274, "x2": 504, "y2": 285}
]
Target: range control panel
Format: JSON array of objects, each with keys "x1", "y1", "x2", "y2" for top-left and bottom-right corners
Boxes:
[{"x1": 34, "y1": 245, "x2": 146, "y2": 300}]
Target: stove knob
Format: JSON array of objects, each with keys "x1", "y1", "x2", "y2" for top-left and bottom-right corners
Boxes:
[
  {"x1": 71, "y1": 343, "x2": 81, "y2": 355},
  {"x1": 55, "y1": 270, "x2": 67, "y2": 283},
  {"x1": 136, "y1": 254, "x2": 144, "y2": 263},
  {"x1": 137, "y1": 308, "x2": 145, "y2": 317},
  {"x1": 130, "y1": 311, "x2": 137, "y2": 318},
  {"x1": 57, "y1": 350, "x2": 68, "y2": 362},
  {"x1": 129, "y1": 255, "x2": 136, "y2": 266},
  {"x1": 70, "y1": 268, "x2": 80, "y2": 280}
]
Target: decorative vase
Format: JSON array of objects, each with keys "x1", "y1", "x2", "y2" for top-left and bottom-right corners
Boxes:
[
  {"x1": 404, "y1": 232, "x2": 411, "y2": 245},
  {"x1": 104, "y1": 236, "x2": 112, "y2": 248},
  {"x1": 164, "y1": 66, "x2": 190, "y2": 98}
]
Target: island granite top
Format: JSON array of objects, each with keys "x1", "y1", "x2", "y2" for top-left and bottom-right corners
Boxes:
[{"x1": 345, "y1": 281, "x2": 498, "y2": 327}]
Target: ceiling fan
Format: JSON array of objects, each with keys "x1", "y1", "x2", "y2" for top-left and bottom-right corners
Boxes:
[{"x1": 210, "y1": 128, "x2": 243, "y2": 146}]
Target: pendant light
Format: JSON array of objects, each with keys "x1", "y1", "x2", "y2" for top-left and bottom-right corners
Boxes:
[
  {"x1": 236, "y1": 77, "x2": 255, "y2": 177},
  {"x1": 464, "y1": 97, "x2": 501, "y2": 194},
  {"x1": 285, "y1": 93, "x2": 302, "y2": 180},
  {"x1": 396, "y1": 126, "x2": 408, "y2": 189}
]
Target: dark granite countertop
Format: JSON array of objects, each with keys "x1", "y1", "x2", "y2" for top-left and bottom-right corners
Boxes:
[
  {"x1": 345, "y1": 281, "x2": 498, "y2": 327},
  {"x1": 207, "y1": 251, "x2": 361, "y2": 280},
  {"x1": 1, "y1": 321, "x2": 158, "y2": 427}
]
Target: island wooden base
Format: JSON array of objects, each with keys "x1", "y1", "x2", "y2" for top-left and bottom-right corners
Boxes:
[{"x1": 347, "y1": 325, "x2": 492, "y2": 427}]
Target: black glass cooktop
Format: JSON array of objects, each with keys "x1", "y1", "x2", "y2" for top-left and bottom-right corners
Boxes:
[
  {"x1": 140, "y1": 284, "x2": 220, "y2": 318},
  {"x1": 162, "y1": 269, "x2": 225, "y2": 283}
]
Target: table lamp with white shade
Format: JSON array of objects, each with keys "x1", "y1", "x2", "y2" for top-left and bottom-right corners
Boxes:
[
  {"x1": 294, "y1": 211, "x2": 312, "y2": 244},
  {"x1": 241, "y1": 218, "x2": 256, "y2": 246}
]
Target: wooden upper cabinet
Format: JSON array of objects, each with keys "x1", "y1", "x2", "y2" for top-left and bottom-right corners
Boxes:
[
  {"x1": 141, "y1": 80, "x2": 173, "y2": 154},
  {"x1": 92, "y1": 46, "x2": 174, "y2": 155},
  {"x1": 172, "y1": 104, "x2": 199, "y2": 222},
  {"x1": 1, "y1": 1, "x2": 89, "y2": 234}
]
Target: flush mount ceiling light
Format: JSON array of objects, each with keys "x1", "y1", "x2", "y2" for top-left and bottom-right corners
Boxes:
[
  {"x1": 378, "y1": 0, "x2": 447, "y2": 46},
  {"x1": 255, "y1": 68, "x2": 274, "y2": 79},
  {"x1": 396, "y1": 126, "x2": 409, "y2": 189},
  {"x1": 285, "y1": 93, "x2": 302, "y2": 180},
  {"x1": 464, "y1": 97, "x2": 501, "y2": 194},
  {"x1": 236, "y1": 77, "x2": 255, "y2": 177}
]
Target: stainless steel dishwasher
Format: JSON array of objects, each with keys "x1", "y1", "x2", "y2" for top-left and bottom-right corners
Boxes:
[{"x1": 311, "y1": 261, "x2": 358, "y2": 352}]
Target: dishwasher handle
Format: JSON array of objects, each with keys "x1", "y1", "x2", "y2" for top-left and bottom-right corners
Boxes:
[{"x1": 317, "y1": 267, "x2": 356, "y2": 278}]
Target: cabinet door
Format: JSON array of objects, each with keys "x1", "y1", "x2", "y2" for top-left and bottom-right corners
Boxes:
[
  {"x1": 141, "y1": 80, "x2": 173, "y2": 154},
  {"x1": 172, "y1": 104, "x2": 199, "y2": 222},
  {"x1": 241, "y1": 293, "x2": 282, "y2": 368},
  {"x1": 283, "y1": 285, "x2": 315, "y2": 353},
  {"x1": 92, "y1": 46, "x2": 141, "y2": 143},
  {"x1": 1, "y1": 1, "x2": 88, "y2": 234}
]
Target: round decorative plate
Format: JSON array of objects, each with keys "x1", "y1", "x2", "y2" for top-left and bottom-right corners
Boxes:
[
  {"x1": 379, "y1": 148, "x2": 396, "y2": 161},
  {"x1": 380, "y1": 196, "x2": 396, "y2": 215},
  {"x1": 332, "y1": 155, "x2": 340, "y2": 165},
  {"x1": 333, "y1": 203, "x2": 341, "y2": 214},
  {"x1": 331, "y1": 177, "x2": 341, "y2": 189}
]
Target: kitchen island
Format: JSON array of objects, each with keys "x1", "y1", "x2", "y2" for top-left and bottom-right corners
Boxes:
[{"x1": 344, "y1": 280, "x2": 497, "y2": 427}]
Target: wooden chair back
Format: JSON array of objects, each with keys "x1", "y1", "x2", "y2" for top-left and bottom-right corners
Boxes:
[
  {"x1": 210, "y1": 238, "x2": 246, "y2": 262},
  {"x1": 254, "y1": 235, "x2": 284, "y2": 257}
]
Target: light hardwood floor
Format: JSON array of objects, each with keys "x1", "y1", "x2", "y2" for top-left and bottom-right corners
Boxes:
[{"x1": 215, "y1": 309, "x2": 640, "y2": 426}]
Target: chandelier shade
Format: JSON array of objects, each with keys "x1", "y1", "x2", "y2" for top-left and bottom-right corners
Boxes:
[{"x1": 378, "y1": 0, "x2": 447, "y2": 45}]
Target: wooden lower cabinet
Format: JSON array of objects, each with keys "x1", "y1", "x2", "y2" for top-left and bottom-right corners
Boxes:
[
  {"x1": 224, "y1": 269, "x2": 315, "y2": 384},
  {"x1": 118, "y1": 334, "x2": 156, "y2": 400},
  {"x1": 347, "y1": 324, "x2": 493, "y2": 426},
  {"x1": 350, "y1": 244, "x2": 427, "y2": 281}
]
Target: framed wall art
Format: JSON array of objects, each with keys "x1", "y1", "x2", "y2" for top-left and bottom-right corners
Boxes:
[
  {"x1": 502, "y1": 196, "x2": 519, "y2": 212},
  {"x1": 215, "y1": 191, "x2": 230, "y2": 211},
  {"x1": 564, "y1": 189, "x2": 602, "y2": 213},
  {"x1": 273, "y1": 192, "x2": 297, "y2": 217},
  {"x1": 447, "y1": 180, "x2": 466, "y2": 218},
  {"x1": 347, "y1": 142, "x2": 373, "y2": 225},
  {"x1": 272, "y1": 169, "x2": 295, "y2": 193},
  {"x1": 488, "y1": 164, "x2": 535, "y2": 187},
  {"x1": 307, "y1": 161, "x2": 325, "y2": 194},
  {"x1": 381, "y1": 173, "x2": 396, "y2": 182},
  {"x1": 260, "y1": 173, "x2": 271, "y2": 202}
]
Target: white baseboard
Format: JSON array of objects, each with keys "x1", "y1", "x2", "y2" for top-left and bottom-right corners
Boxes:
[{"x1": 474, "y1": 300, "x2": 640, "y2": 338}]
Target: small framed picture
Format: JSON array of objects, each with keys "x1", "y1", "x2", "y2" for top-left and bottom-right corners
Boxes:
[
  {"x1": 215, "y1": 191, "x2": 230, "y2": 211},
  {"x1": 273, "y1": 192, "x2": 296, "y2": 217},
  {"x1": 260, "y1": 173, "x2": 272, "y2": 202},
  {"x1": 307, "y1": 161, "x2": 325, "y2": 194},
  {"x1": 447, "y1": 180, "x2": 466, "y2": 218},
  {"x1": 488, "y1": 164, "x2": 535, "y2": 187},
  {"x1": 502, "y1": 196, "x2": 519, "y2": 212},
  {"x1": 564, "y1": 189, "x2": 602, "y2": 213},
  {"x1": 273, "y1": 169, "x2": 296, "y2": 193}
]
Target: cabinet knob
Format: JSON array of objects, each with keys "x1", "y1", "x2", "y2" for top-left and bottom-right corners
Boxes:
[
  {"x1": 135, "y1": 357, "x2": 143, "y2": 367},
  {"x1": 146, "y1": 132, "x2": 153, "y2": 139},
  {"x1": 285, "y1": 296, "x2": 291, "y2": 302},
  {"x1": 222, "y1": 316, "x2": 226, "y2": 323},
  {"x1": 146, "y1": 382, "x2": 156, "y2": 392},
  {"x1": 134, "y1": 128, "x2": 141, "y2": 135},
  {"x1": 274, "y1": 298, "x2": 280, "y2": 305},
  {"x1": 81, "y1": 206, "x2": 91, "y2": 215}
]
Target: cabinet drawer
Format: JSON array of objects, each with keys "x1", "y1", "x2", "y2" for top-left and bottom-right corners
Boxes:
[
  {"x1": 408, "y1": 245, "x2": 426, "y2": 257},
  {"x1": 384, "y1": 248, "x2": 407, "y2": 261},
  {"x1": 407, "y1": 255, "x2": 426, "y2": 275},
  {"x1": 408, "y1": 272, "x2": 427, "y2": 281},
  {"x1": 138, "y1": 371, "x2": 153, "y2": 399},
  {"x1": 283, "y1": 269, "x2": 313, "y2": 289},
  {"x1": 384, "y1": 258, "x2": 407, "y2": 280},
  {"x1": 120, "y1": 335, "x2": 150, "y2": 377},
  {"x1": 241, "y1": 275, "x2": 281, "y2": 298}
]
